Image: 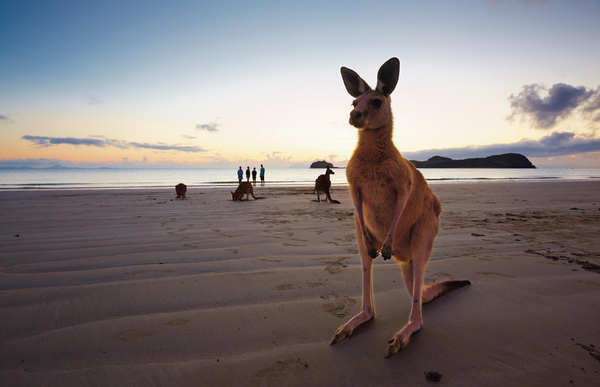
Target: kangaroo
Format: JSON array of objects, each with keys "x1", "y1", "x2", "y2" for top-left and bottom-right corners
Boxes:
[
  {"x1": 231, "y1": 182, "x2": 257, "y2": 201},
  {"x1": 175, "y1": 183, "x2": 187, "y2": 199},
  {"x1": 330, "y1": 57, "x2": 470, "y2": 358},
  {"x1": 314, "y1": 167, "x2": 340, "y2": 204}
]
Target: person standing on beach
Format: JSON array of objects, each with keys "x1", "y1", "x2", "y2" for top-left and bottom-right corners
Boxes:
[
  {"x1": 246, "y1": 166, "x2": 250, "y2": 182},
  {"x1": 252, "y1": 167, "x2": 257, "y2": 184},
  {"x1": 237, "y1": 166, "x2": 243, "y2": 183},
  {"x1": 260, "y1": 164, "x2": 265, "y2": 185}
]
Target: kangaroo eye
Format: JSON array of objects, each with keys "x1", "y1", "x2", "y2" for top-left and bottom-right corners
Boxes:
[{"x1": 370, "y1": 99, "x2": 382, "y2": 108}]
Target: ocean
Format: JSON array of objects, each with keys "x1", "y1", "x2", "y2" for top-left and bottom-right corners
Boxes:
[{"x1": 1, "y1": 167, "x2": 599, "y2": 190}]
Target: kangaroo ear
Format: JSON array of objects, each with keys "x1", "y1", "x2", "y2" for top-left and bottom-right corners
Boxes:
[
  {"x1": 376, "y1": 57, "x2": 399, "y2": 96},
  {"x1": 341, "y1": 67, "x2": 372, "y2": 97}
]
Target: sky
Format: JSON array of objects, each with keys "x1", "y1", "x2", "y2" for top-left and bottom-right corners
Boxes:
[{"x1": 1, "y1": 0, "x2": 599, "y2": 168}]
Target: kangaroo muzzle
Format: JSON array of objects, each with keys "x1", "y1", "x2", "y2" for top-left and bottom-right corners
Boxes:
[{"x1": 350, "y1": 109, "x2": 366, "y2": 128}]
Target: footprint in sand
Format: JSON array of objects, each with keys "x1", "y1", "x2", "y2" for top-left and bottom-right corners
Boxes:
[
  {"x1": 115, "y1": 330, "x2": 152, "y2": 342},
  {"x1": 425, "y1": 272, "x2": 453, "y2": 282},
  {"x1": 166, "y1": 319, "x2": 190, "y2": 327},
  {"x1": 476, "y1": 271, "x2": 515, "y2": 279},
  {"x1": 255, "y1": 358, "x2": 309, "y2": 378},
  {"x1": 260, "y1": 258, "x2": 282, "y2": 263},
  {"x1": 275, "y1": 283, "x2": 295, "y2": 291},
  {"x1": 321, "y1": 295, "x2": 357, "y2": 318},
  {"x1": 324, "y1": 257, "x2": 349, "y2": 274},
  {"x1": 282, "y1": 242, "x2": 306, "y2": 247}
]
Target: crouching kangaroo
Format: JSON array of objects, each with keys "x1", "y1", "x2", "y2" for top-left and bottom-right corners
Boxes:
[
  {"x1": 314, "y1": 167, "x2": 340, "y2": 204},
  {"x1": 175, "y1": 183, "x2": 187, "y2": 199},
  {"x1": 330, "y1": 57, "x2": 470, "y2": 358},
  {"x1": 231, "y1": 182, "x2": 257, "y2": 201}
]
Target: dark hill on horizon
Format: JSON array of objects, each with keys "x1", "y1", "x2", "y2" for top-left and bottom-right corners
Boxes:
[
  {"x1": 410, "y1": 153, "x2": 535, "y2": 168},
  {"x1": 310, "y1": 160, "x2": 335, "y2": 168}
]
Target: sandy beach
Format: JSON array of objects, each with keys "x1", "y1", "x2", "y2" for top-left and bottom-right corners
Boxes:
[{"x1": 1, "y1": 181, "x2": 599, "y2": 386}]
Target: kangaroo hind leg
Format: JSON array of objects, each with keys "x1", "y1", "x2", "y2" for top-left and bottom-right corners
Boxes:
[
  {"x1": 385, "y1": 217, "x2": 435, "y2": 358},
  {"x1": 330, "y1": 215, "x2": 375, "y2": 345}
]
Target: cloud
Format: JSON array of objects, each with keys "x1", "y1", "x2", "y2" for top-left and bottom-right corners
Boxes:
[
  {"x1": 582, "y1": 91, "x2": 600, "y2": 122},
  {"x1": 0, "y1": 158, "x2": 201, "y2": 169},
  {"x1": 0, "y1": 158, "x2": 69, "y2": 169},
  {"x1": 508, "y1": 83, "x2": 600, "y2": 129},
  {"x1": 87, "y1": 96, "x2": 102, "y2": 105},
  {"x1": 22, "y1": 135, "x2": 107, "y2": 147},
  {"x1": 404, "y1": 131, "x2": 600, "y2": 160},
  {"x1": 181, "y1": 134, "x2": 197, "y2": 139},
  {"x1": 0, "y1": 114, "x2": 11, "y2": 122},
  {"x1": 264, "y1": 151, "x2": 292, "y2": 163},
  {"x1": 195, "y1": 122, "x2": 220, "y2": 132},
  {"x1": 128, "y1": 142, "x2": 205, "y2": 152},
  {"x1": 21, "y1": 135, "x2": 206, "y2": 153}
]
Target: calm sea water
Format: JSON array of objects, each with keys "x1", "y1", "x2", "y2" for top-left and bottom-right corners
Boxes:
[{"x1": 0, "y1": 167, "x2": 599, "y2": 190}]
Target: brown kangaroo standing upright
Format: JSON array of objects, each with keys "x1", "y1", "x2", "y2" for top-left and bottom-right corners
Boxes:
[
  {"x1": 330, "y1": 57, "x2": 470, "y2": 358},
  {"x1": 314, "y1": 167, "x2": 340, "y2": 204}
]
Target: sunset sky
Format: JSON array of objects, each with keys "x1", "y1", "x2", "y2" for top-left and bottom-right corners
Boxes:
[{"x1": 1, "y1": 1, "x2": 599, "y2": 168}]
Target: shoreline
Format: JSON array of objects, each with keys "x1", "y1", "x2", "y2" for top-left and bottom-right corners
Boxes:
[{"x1": 1, "y1": 176, "x2": 600, "y2": 192}]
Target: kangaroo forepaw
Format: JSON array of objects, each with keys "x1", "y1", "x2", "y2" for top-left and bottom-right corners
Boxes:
[
  {"x1": 381, "y1": 243, "x2": 392, "y2": 260},
  {"x1": 363, "y1": 229, "x2": 379, "y2": 259}
]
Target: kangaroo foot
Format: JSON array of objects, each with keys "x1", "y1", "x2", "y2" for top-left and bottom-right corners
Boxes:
[
  {"x1": 384, "y1": 321, "x2": 422, "y2": 358},
  {"x1": 330, "y1": 311, "x2": 374, "y2": 345}
]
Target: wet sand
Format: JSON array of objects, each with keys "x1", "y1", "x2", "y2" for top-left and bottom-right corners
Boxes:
[{"x1": 1, "y1": 181, "x2": 599, "y2": 386}]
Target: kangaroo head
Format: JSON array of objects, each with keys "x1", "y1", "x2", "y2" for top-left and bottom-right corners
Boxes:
[
  {"x1": 326, "y1": 168, "x2": 334, "y2": 176},
  {"x1": 340, "y1": 57, "x2": 399, "y2": 131}
]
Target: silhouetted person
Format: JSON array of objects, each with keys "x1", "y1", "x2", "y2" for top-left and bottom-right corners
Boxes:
[
  {"x1": 260, "y1": 164, "x2": 265, "y2": 185},
  {"x1": 252, "y1": 167, "x2": 257, "y2": 184},
  {"x1": 246, "y1": 166, "x2": 250, "y2": 182},
  {"x1": 237, "y1": 166, "x2": 243, "y2": 183}
]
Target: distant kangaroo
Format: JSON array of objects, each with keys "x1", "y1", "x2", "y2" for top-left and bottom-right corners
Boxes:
[
  {"x1": 231, "y1": 182, "x2": 257, "y2": 201},
  {"x1": 314, "y1": 167, "x2": 340, "y2": 204},
  {"x1": 330, "y1": 58, "x2": 470, "y2": 358},
  {"x1": 175, "y1": 183, "x2": 187, "y2": 199}
]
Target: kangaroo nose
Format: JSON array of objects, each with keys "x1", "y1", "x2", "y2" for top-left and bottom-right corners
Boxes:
[{"x1": 351, "y1": 110, "x2": 363, "y2": 121}]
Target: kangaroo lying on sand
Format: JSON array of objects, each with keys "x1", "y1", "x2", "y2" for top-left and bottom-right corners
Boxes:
[
  {"x1": 314, "y1": 167, "x2": 340, "y2": 204},
  {"x1": 330, "y1": 57, "x2": 470, "y2": 358},
  {"x1": 231, "y1": 182, "x2": 257, "y2": 201},
  {"x1": 175, "y1": 183, "x2": 187, "y2": 199}
]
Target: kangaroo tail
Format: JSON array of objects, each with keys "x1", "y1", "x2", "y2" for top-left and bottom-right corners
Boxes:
[{"x1": 326, "y1": 192, "x2": 340, "y2": 204}]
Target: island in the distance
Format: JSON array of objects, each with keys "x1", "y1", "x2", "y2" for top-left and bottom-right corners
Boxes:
[
  {"x1": 310, "y1": 160, "x2": 335, "y2": 168},
  {"x1": 410, "y1": 153, "x2": 535, "y2": 168},
  {"x1": 310, "y1": 153, "x2": 535, "y2": 169}
]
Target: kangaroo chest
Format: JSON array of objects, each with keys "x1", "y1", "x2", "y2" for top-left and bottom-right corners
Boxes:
[{"x1": 347, "y1": 157, "x2": 403, "y2": 222}]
